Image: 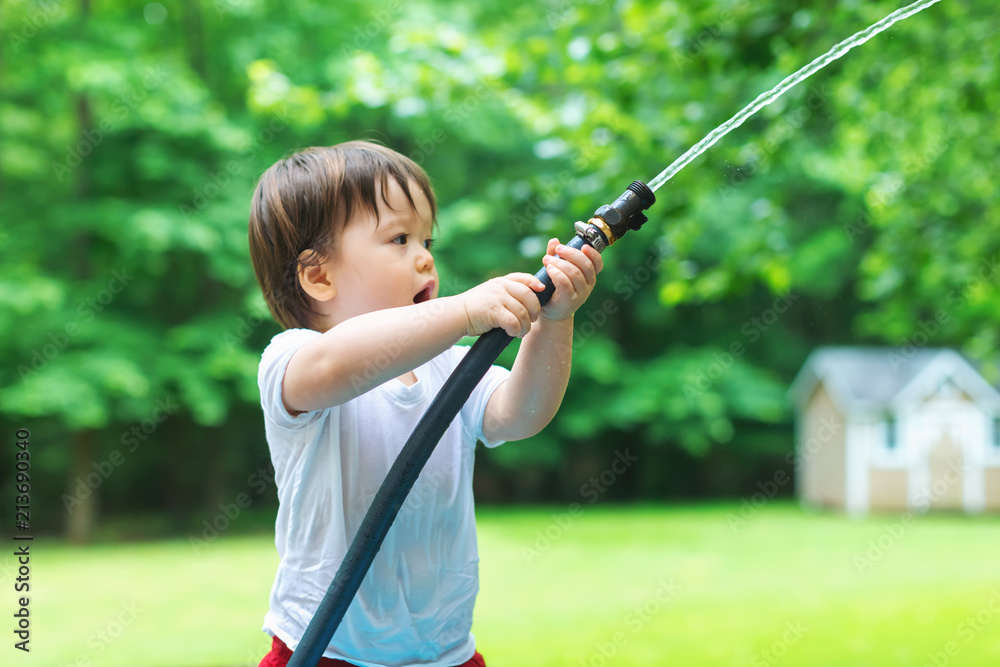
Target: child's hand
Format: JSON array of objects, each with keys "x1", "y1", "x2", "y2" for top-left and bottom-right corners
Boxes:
[
  {"x1": 539, "y1": 238, "x2": 603, "y2": 321},
  {"x1": 459, "y1": 274, "x2": 546, "y2": 338}
]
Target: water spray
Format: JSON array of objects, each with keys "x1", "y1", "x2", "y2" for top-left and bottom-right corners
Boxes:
[
  {"x1": 647, "y1": 0, "x2": 942, "y2": 192},
  {"x1": 286, "y1": 1, "x2": 943, "y2": 664}
]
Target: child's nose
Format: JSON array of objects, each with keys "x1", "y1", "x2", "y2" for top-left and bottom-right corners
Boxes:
[{"x1": 416, "y1": 247, "x2": 434, "y2": 271}]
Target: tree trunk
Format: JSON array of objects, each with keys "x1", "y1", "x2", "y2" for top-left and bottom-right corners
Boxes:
[
  {"x1": 66, "y1": 429, "x2": 97, "y2": 543},
  {"x1": 65, "y1": 0, "x2": 97, "y2": 545}
]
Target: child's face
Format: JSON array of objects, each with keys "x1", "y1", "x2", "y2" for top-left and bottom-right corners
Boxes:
[{"x1": 324, "y1": 177, "x2": 438, "y2": 324}]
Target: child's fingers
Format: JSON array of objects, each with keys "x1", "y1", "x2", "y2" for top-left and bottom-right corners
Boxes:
[
  {"x1": 582, "y1": 243, "x2": 604, "y2": 274},
  {"x1": 561, "y1": 244, "x2": 600, "y2": 283},
  {"x1": 542, "y1": 257, "x2": 579, "y2": 301},
  {"x1": 506, "y1": 272, "x2": 546, "y2": 292},
  {"x1": 550, "y1": 243, "x2": 598, "y2": 285},
  {"x1": 546, "y1": 238, "x2": 603, "y2": 276},
  {"x1": 501, "y1": 275, "x2": 542, "y2": 322},
  {"x1": 544, "y1": 250, "x2": 590, "y2": 290},
  {"x1": 500, "y1": 295, "x2": 531, "y2": 336},
  {"x1": 498, "y1": 306, "x2": 526, "y2": 338}
]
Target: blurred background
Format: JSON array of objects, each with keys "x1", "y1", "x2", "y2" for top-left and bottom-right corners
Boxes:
[{"x1": 1, "y1": 0, "x2": 998, "y2": 665}]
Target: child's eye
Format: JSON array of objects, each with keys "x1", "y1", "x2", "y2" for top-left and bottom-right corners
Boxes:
[
  {"x1": 423, "y1": 237, "x2": 435, "y2": 251},
  {"x1": 392, "y1": 234, "x2": 408, "y2": 245}
]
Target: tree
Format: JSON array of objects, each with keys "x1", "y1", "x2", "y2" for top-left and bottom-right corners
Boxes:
[{"x1": 0, "y1": 0, "x2": 994, "y2": 534}]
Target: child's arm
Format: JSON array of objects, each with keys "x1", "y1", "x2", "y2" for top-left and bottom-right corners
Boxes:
[
  {"x1": 281, "y1": 275, "x2": 548, "y2": 415},
  {"x1": 483, "y1": 239, "x2": 604, "y2": 442}
]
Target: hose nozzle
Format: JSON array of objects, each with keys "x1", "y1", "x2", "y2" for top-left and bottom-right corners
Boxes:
[{"x1": 574, "y1": 180, "x2": 656, "y2": 251}]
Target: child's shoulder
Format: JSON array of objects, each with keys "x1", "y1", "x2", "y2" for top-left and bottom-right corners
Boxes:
[
  {"x1": 259, "y1": 328, "x2": 320, "y2": 370},
  {"x1": 264, "y1": 327, "x2": 320, "y2": 351}
]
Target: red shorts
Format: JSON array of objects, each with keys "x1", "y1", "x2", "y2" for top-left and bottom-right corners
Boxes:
[{"x1": 258, "y1": 635, "x2": 486, "y2": 667}]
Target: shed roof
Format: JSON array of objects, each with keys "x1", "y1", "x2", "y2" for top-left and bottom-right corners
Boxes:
[{"x1": 789, "y1": 346, "x2": 1000, "y2": 414}]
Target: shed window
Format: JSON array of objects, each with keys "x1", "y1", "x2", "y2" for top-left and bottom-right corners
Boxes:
[
  {"x1": 994, "y1": 417, "x2": 1000, "y2": 449},
  {"x1": 885, "y1": 415, "x2": 897, "y2": 450},
  {"x1": 937, "y1": 379, "x2": 959, "y2": 399}
]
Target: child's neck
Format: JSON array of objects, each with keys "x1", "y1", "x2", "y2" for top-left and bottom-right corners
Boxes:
[{"x1": 396, "y1": 370, "x2": 418, "y2": 387}]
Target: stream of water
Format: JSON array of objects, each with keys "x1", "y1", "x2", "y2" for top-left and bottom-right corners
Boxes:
[{"x1": 647, "y1": 0, "x2": 943, "y2": 192}]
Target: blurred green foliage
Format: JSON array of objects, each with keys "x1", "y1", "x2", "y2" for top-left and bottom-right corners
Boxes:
[{"x1": 0, "y1": 0, "x2": 996, "y2": 535}]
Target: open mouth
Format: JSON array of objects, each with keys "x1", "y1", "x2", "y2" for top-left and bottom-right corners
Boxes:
[{"x1": 413, "y1": 281, "x2": 434, "y2": 304}]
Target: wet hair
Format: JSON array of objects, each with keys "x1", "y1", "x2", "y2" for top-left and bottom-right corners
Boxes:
[{"x1": 248, "y1": 140, "x2": 437, "y2": 330}]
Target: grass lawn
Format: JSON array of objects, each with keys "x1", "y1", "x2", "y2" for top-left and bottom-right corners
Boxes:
[{"x1": 3, "y1": 502, "x2": 999, "y2": 666}]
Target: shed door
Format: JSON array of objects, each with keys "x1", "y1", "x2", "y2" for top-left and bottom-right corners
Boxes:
[{"x1": 909, "y1": 391, "x2": 983, "y2": 511}]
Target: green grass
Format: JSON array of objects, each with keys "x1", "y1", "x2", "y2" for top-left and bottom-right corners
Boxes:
[{"x1": 3, "y1": 502, "x2": 999, "y2": 666}]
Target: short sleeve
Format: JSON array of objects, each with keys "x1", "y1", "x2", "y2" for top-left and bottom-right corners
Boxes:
[
  {"x1": 448, "y1": 345, "x2": 511, "y2": 448},
  {"x1": 258, "y1": 328, "x2": 325, "y2": 431}
]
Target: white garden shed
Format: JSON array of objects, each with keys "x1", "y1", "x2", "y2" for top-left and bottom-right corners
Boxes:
[{"x1": 790, "y1": 347, "x2": 1000, "y2": 514}]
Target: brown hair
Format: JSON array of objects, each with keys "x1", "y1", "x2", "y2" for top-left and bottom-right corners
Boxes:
[{"x1": 248, "y1": 141, "x2": 437, "y2": 330}]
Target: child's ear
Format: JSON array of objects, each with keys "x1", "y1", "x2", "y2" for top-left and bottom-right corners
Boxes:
[{"x1": 296, "y1": 249, "x2": 337, "y2": 302}]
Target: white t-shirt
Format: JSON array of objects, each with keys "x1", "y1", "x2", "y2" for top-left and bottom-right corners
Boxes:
[{"x1": 258, "y1": 328, "x2": 510, "y2": 667}]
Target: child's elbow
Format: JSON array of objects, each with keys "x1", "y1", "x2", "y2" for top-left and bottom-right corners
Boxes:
[{"x1": 484, "y1": 411, "x2": 551, "y2": 443}]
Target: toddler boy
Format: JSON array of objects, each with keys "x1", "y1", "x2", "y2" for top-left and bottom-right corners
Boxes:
[{"x1": 249, "y1": 141, "x2": 602, "y2": 666}]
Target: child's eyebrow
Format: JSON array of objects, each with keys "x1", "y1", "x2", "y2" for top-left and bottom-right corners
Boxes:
[
  {"x1": 379, "y1": 209, "x2": 432, "y2": 235},
  {"x1": 402, "y1": 207, "x2": 434, "y2": 233}
]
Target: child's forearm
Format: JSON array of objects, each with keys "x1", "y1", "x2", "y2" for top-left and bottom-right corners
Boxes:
[
  {"x1": 283, "y1": 297, "x2": 468, "y2": 412},
  {"x1": 484, "y1": 315, "x2": 574, "y2": 442}
]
